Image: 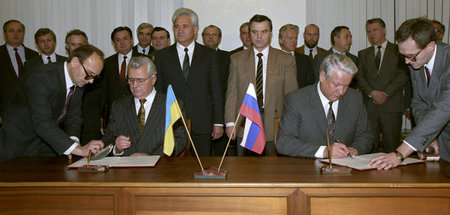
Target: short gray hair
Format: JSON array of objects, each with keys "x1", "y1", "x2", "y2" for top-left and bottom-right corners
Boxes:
[
  {"x1": 279, "y1": 24, "x2": 299, "y2": 39},
  {"x1": 172, "y1": 8, "x2": 198, "y2": 27},
  {"x1": 128, "y1": 56, "x2": 157, "y2": 76},
  {"x1": 137, "y1": 22, "x2": 154, "y2": 33},
  {"x1": 320, "y1": 53, "x2": 357, "y2": 77}
]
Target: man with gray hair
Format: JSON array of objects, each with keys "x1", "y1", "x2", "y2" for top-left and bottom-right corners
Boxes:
[
  {"x1": 155, "y1": 8, "x2": 223, "y2": 156},
  {"x1": 133, "y1": 22, "x2": 155, "y2": 59},
  {"x1": 103, "y1": 56, "x2": 186, "y2": 156},
  {"x1": 65, "y1": 29, "x2": 88, "y2": 55},
  {"x1": 279, "y1": 24, "x2": 314, "y2": 88},
  {"x1": 277, "y1": 53, "x2": 373, "y2": 158}
]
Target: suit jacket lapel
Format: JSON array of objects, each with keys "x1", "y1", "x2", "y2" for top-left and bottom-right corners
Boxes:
[
  {"x1": 169, "y1": 44, "x2": 183, "y2": 78},
  {"x1": 310, "y1": 84, "x2": 328, "y2": 138},
  {"x1": 125, "y1": 97, "x2": 141, "y2": 142},
  {"x1": 245, "y1": 48, "x2": 256, "y2": 85}
]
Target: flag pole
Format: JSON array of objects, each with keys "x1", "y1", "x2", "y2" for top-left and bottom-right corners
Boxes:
[
  {"x1": 218, "y1": 113, "x2": 241, "y2": 171},
  {"x1": 179, "y1": 113, "x2": 205, "y2": 171}
]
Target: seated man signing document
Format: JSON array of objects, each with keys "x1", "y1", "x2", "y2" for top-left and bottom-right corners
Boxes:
[
  {"x1": 277, "y1": 53, "x2": 374, "y2": 158},
  {"x1": 102, "y1": 57, "x2": 186, "y2": 156}
]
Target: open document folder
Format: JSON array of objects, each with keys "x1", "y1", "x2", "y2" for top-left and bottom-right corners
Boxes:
[
  {"x1": 320, "y1": 153, "x2": 424, "y2": 170},
  {"x1": 67, "y1": 156, "x2": 161, "y2": 168}
]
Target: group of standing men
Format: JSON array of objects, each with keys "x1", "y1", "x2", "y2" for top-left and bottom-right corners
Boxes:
[{"x1": 0, "y1": 8, "x2": 448, "y2": 170}]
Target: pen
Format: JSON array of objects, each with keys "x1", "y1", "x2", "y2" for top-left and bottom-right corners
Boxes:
[{"x1": 336, "y1": 139, "x2": 353, "y2": 159}]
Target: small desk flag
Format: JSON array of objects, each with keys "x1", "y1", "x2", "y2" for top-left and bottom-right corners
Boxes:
[
  {"x1": 239, "y1": 83, "x2": 266, "y2": 154},
  {"x1": 164, "y1": 85, "x2": 182, "y2": 156}
]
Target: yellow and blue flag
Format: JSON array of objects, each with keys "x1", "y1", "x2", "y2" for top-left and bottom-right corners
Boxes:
[{"x1": 164, "y1": 85, "x2": 182, "y2": 156}]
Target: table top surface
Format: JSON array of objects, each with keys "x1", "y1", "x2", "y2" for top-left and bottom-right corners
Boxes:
[{"x1": 0, "y1": 156, "x2": 449, "y2": 187}]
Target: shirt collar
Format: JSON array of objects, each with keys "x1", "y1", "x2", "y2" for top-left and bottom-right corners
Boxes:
[
  {"x1": 64, "y1": 61, "x2": 75, "y2": 90},
  {"x1": 253, "y1": 46, "x2": 269, "y2": 57},
  {"x1": 176, "y1": 41, "x2": 195, "y2": 52},
  {"x1": 424, "y1": 44, "x2": 437, "y2": 72},
  {"x1": 134, "y1": 88, "x2": 157, "y2": 106},
  {"x1": 6, "y1": 43, "x2": 24, "y2": 52}
]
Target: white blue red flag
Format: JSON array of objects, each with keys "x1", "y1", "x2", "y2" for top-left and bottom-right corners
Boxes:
[{"x1": 238, "y1": 83, "x2": 266, "y2": 154}]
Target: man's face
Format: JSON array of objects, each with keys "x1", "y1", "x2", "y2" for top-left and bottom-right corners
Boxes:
[
  {"x1": 303, "y1": 25, "x2": 319, "y2": 48},
  {"x1": 151, "y1": 30, "x2": 171, "y2": 51},
  {"x1": 319, "y1": 68, "x2": 353, "y2": 102},
  {"x1": 113, "y1": 30, "x2": 133, "y2": 55},
  {"x1": 433, "y1": 22, "x2": 444, "y2": 42},
  {"x1": 137, "y1": 27, "x2": 153, "y2": 48},
  {"x1": 3, "y1": 21, "x2": 25, "y2": 47},
  {"x1": 279, "y1": 29, "x2": 298, "y2": 52},
  {"x1": 66, "y1": 35, "x2": 87, "y2": 55},
  {"x1": 250, "y1": 20, "x2": 272, "y2": 52},
  {"x1": 366, "y1": 22, "x2": 386, "y2": 46},
  {"x1": 128, "y1": 66, "x2": 156, "y2": 99},
  {"x1": 70, "y1": 53, "x2": 104, "y2": 88},
  {"x1": 36, "y1": 33, "x2": 56, "y2": 56},
  {"x1": 334, "y1": 28, "x2": 352, "y2": 53},
  {"x1": 202, "y1": 27, "x2": 221, "y2": 49},
  {"x1": 240, "y1": 25, "x2": 252, "y2": 48},
  {"x1": 398, "y1": 37, "x2": 435, "y2": 70},
  {"x1": 173, "y1": 15, "x2": 198, "y2": 47}
]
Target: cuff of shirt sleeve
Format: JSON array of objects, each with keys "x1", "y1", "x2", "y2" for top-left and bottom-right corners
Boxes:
[
  {"x1": 213, "y1": 123, "x2": 223, "y2": 127},
  {"x1": 403, "y1": 140, "x2": 417, "y2": 151},
  {"x1": 113, "y1": 145, "x2": 124, "y2": 156},
  {"x1": 315, "y1": 146, "x2": 326, "y2": 158},
  {"x1": 64, "y1": 142, "x2": 79, "y2": 155},
  {"x1": 225, "y1": 122, "x2": 235, "y2": 127}
]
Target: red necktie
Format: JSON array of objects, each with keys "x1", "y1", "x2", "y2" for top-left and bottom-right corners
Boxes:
[
  {"x1": 120, "y1": 56, "x2": 127, "y2": 87},
  {"x1": 57, "y1": 86, "x2": 75, "y2": 122},
  {"x1": 14, "y1": 48, "x2": 23, "y2": 78},
  {"x1": 424, "y1": 66, "x2": 431, "y2": 87}
]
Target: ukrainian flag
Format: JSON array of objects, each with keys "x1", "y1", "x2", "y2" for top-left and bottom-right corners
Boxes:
[{"x1": 164, "y1": 85, "x2": 182, "y2": 156}]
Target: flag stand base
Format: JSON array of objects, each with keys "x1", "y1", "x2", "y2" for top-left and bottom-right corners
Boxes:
[
  {"x1": 320, "y1": 166, "x2": 351, "y2": 175},
  {"x1": 194, "y1": 167, "x2": 227, "y2": 179}
]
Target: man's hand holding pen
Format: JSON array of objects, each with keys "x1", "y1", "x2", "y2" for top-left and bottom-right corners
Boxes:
[
  {"x1": 70, "y1": 140, "x2": 104, "y2": 159},
  {"x1": 115, "y1": 135, "x2": 132, "y2": 154},
  {"x1": 323, "y1": 140, "x2": 358, "y2": 158}
]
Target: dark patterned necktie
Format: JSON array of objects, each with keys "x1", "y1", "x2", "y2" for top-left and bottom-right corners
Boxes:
[
  {"x1": 47, "y1": 56, "x2": 52, "y2": 64},
  {"x1": 120, "y1": 55, "x2": 127, "y2": 87},
  {"x1": 256, "y1": 53, "x2": 264, "y2": 111},
  {"x1": 138, "y1": 99, "x2": 147, "y2": 135},
  {"x1": 424, "y1": 66, "x2": 431, "y2": 87},
  {"x1": 182, "y1": 48, "x2": 190, "y2": 79},
  {"x1": 309, "y1": 49, "x2": 313, "y2": 60},
  {"x1": 57, "y1": 86, "x2": 75, "y2": 122},
  {"x1": 327, "y1": 101, "x2": 335, "y2": 140},
  {"x1": 375, "y1": 46, "x2": 382, "y2": 71},
  {"x1": 14, "y1": 48, "x2": 23, "y2": 78}
]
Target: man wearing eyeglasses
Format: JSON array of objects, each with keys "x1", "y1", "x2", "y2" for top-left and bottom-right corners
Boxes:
[
  {"x1": 102, "y1": 56, "x2": 186, "y2": 156},
  {"x1": 0, "y1": 45, "x2": 105, "y2": 162},
  {"x1": 369, "y1": 18, "x2": 450, "y2": 169}
]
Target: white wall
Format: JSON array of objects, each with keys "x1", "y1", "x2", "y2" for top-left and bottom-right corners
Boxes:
[{"x1": 0, "y1": 0, "x2": 448, "y2": 57}]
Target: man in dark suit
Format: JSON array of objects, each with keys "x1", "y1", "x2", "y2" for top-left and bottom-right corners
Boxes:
[
  {"x1": 312, "y1": 26, "x2": 358, "y2": 88},
  {"x1": 356, "y1": 18, "x2": 409, "y2": 153},
  {"x1": 278, "y1": 24, "x2": 314, "y2": 88},
  {"x1": 155, "y1": 8, "x2": 224, "y2": 156},
  {"x1": 225, "y1": 15, "x2": 298, "y2": 156},
  {"x1": 103, "y1": 56, "x2": 186, "y2": 156},
  {"x1": 202, "y1": 24, "x2": 231, "y2": 155},
  {"x1": 277, "y1": 53, "x2": 373, "y2": 158},
  {"x1": 370, "y1": 18, "x2": 450, "y2": 169},
  {"x1": 133, "y1": 23, "x2": 155, "y2": 60},
  {"x1": 230, "y1": 22, "x2": 252, "y2": 55},
  {"x1": 24, "y1": 28, "x2": 66, "y2": 72},
  {"x1": 0, "y1": 45, "x2": 105, "y2": 162},
  {"x1": 0, "y1": 20, "x2": 38, "y2": 113},
  {"x1": 65, "y1": 29, "x2": 89, "y2": 56},
  {"x1": 295, "y1": 24, "x2": 326, "y2": 60},
  {"x1": 151, "y1": 27, "x2": 171, "y2": 52}
]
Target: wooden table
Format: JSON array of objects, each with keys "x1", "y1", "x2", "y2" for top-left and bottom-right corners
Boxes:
[{"x1": 0, "y1": 156, "x2": 449, "y2": 215}]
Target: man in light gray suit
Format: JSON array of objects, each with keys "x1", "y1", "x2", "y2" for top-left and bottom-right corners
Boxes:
[
  {"x1": 357, "y1": 18, "x2": 409, "y2": 153},
  {"x1": 370, "y1": 18, "x2": 450, "y2": 169},
  {"x1": 277, "y1": 53, "x2": 373, "y2": 158},
  {"x1": 102, "y1": 56, "x2": 186, "y2": 156}
]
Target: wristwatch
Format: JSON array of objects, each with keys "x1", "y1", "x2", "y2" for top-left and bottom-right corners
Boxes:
[{"x1": 395, "y1": 151, "x2": 404, "y2": 162}]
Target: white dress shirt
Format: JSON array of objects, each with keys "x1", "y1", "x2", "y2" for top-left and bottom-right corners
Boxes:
[{"x1": 6, "y1": 44, "x2": 25, "y2": 76}]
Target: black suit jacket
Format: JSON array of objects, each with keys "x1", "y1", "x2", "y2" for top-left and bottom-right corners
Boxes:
[
  {"x1": 294, "y1": 52, "x2": 315, "y2": 88},
  {"x1": 0, "y1": 63, "x2": 83, "y2": 161},
  {"x1": 155, "y1": 42, "x2": 224, "y2": 134},
  {"x1": 0, "y1": 44, "x2": 38, "y2": 112},
  {"x1": 102, "y1": 92, "x2": 186, "y2": 156},
  {"x1": 23, "y1": 54, "x2": 67, "y2": 74},
  {"x1": 216, "y1": 49, "x2": 231, "y2": 98},
  {"x1": 312, "y1": 49, "x2": 358, "y2": 88}
]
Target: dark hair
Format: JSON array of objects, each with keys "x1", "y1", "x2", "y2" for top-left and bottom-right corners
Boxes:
[
  {"x1": 202, "y1": 25, "x2": 222, "y2": 38},
  {"x1": 249, "y1": 14, "x2": 272, "y2": 32},
  {"x1": 3, "y1": 19, "x2": 25, "y2": 32},
  {"x1": 67, "y1": 44, "x2": 104, "y2": 63},
  {"x1": 432, "y1": 19, "x2": 446, "y2": 34},
  {"x1": 34, "y1": 28, "x2": 56, "y2": 44},
  {"x1": 395, "y1": 18, "x2": 436, "y2": 49},
  {"x1": 65, "y1": 29, "x2": 88, "y2": 45},
  {"x1": 366, "y1": 18, "x2": 386, "y2": 28},
  {"x1": 111, "y1": 26, "x2": 133, "y2": 41},
  {"x1": 330, "y1": 26, "x2": 349, "y2": 46},
  {"x1": 151, "y1": 27, "x2": 170, "y2": 39}
]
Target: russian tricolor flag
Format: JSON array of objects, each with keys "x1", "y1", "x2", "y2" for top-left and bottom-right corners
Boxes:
[{"x1": 238, "y1": 83, "x2": 266, "y2": 154}]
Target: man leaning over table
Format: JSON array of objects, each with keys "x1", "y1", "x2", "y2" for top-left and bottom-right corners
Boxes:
[
  {"x1": 276, "y1": 53, "x2": 373, "y2": 158},
  {"x1": 369, "y1": 18, "x2": 449, "y2": 170}
]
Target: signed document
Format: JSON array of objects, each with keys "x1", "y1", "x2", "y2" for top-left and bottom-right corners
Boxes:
[
  {"x1": 320, "y1": 153, "x2": 424, "y2": 170},
  {"x1": 68, "y1": 156, "x2": 161, "y2": 168}
]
